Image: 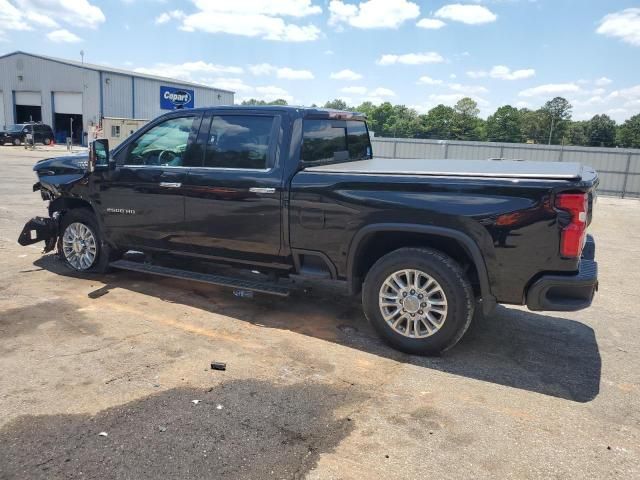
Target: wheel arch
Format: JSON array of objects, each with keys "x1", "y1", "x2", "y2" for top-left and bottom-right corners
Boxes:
[{"x1": 347, "y1": 223, "x2": 495, "y2": 314}]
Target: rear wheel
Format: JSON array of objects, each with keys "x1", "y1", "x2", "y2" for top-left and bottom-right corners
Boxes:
[
  {"x1": 13, "y1": 138, "x2": 21, "y2": 146},
  {"x1": 58, "y1": 209, "x2": 117, "y2": 273},
  {"x1": 362, "y1": 248, "x2": 474, "y2": 355},
  {"x1": 43, "y1": 137, "x2": 51, "y2": 145}
]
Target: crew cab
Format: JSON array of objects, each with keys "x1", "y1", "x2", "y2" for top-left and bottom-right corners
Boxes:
[{"x1": 18, "y1": 106, "x2": 599, "y2": 355}]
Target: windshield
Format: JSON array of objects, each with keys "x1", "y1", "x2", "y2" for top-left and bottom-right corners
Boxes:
[{"x1": 6, "y1": 124, "x2": 25, "y2": 132}]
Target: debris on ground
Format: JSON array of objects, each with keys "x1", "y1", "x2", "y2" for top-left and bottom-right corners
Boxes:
[
  {"x1": 159, "y1": 426, "x2": 167, "y2": 432},
  {"x1": 98, "y1": 432, "x2": 108, "y2": 437},
  {"x1": 216, "y1": 404, "x2": 223, "y2": 410},
  {"x1": 211, "y1": 361, "x2": 226, "y2": 371},
  {"x1": 191, "y1": 399, "x2": 201, "y2": 405}
]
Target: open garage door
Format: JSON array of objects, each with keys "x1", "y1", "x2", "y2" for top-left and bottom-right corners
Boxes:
[
  {"x1": 53, "y1": 92, "x2": 83, "y2": 145},
  {"x1": 15, "y1": 91, "x2": 42, "y2": 123}
]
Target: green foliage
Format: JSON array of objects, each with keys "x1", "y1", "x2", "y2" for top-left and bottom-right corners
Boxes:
[
  {"x1": 451, "y1": 98, "x2": 484, "y2": 141},
  {"x1": 618, "y1": 114, "x2": 640, "y2": 148},
  {"x1": 237, "y1": 95, "x2": 636, "y2": 148},
  {"x1": 486, "y1": 105, "x2": 523, "y2": 143},
  {"x1": 324, "y1": 99, "x2": 351, "y2": 110},
  {"x1": 586, "y1": 114, "x2": 617, "y2": 147},
  {"x1": 240, "y1": 98, "x2": 288, "y2": 106}
]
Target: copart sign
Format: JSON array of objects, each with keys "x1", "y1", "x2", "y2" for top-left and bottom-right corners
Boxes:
[{"x1": 160, "y1": 86, "x2": 195, "y2": 110}]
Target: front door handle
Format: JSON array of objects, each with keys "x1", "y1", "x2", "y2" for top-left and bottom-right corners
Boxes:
[
  {"x1": 249, "y1": 187, "x2": 276, "y2": 194},
  {"x1": 159, "y1": 182, "x2": 182, "y2": 188}
]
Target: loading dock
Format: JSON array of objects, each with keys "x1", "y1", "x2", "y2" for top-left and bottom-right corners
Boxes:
[
  {"x1": 14, "y1": 91, "x2": 41, "y2": 123},
  {"x1": 52, "y1": 92, "x2": 83, "y2": 144}
]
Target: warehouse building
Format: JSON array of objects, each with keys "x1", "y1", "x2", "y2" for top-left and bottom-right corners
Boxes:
[{"x1": 0, "y1": 51, "x2": 234, "y2": 145}]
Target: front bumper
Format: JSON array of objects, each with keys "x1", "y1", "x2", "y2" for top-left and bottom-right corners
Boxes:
[
  {"x1": 17, "y1": 216, "x2": 58, "y2": 252},
  {"x1": 526, "y1": 235, "x2": 598, "y2": 312}
]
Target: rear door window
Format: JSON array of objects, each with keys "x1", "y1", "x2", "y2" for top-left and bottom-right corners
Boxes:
[
  {"x1": 302, "y1": 119, "x2": 371, "y2": 164},
  {"x1": 203, "y1": 115, "x2": 274, "y2": 169}
]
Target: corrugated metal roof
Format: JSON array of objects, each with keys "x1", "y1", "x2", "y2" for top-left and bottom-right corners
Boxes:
[{"x1": 0, "y1": 51, "x2": 235, "y2": 94}]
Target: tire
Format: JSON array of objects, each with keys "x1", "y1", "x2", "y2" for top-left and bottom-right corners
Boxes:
[
  {"x1": 58, "y1": 209, "x2": 117, "y2": 273},
  {"x1": 13, "y1": 138, "x2": 21, "y2": 146},
  {"x1": 44, "y1": 137, "x2": 51, "y2": 145},
  {"x1": 362, "y1": 247, "x2": 474, "y2": 356}
]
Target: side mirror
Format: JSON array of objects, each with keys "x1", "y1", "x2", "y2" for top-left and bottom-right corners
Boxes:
[{"x1": 88, "y1": 138, "x2": 110, "y2": 172}]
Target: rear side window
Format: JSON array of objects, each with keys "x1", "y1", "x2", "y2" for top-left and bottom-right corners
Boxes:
[
  {"x1": 204, "y1": 115, "x2": 274, "y2": 169},
  {"x1": 302, "y1": 119, "x2": 371, "y2": 164}
]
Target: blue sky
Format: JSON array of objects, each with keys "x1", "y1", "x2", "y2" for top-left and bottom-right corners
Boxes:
[{"x1": 1, "y1": 0, "x2": 639, "y2": 121}]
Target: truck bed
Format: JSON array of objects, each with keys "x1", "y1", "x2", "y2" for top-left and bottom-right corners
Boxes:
[{"x1": 305, "y1": 158, "x2": 584, "y2": 180}]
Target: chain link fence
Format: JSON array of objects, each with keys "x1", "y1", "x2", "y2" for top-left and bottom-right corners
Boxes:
[{"x1": 371, "y1": 137, "x2": 640, "y2": 198}]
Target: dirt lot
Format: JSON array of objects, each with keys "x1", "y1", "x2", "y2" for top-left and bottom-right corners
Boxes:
[{"x1": 0, "y1": 145, "x2": 638, "y2": 479}]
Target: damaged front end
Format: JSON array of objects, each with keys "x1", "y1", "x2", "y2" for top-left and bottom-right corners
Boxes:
[{"x1": 17, "y1": 214, "x2": 60, "y2": 253}]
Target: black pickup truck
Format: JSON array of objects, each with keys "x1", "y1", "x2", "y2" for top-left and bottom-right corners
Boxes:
[{"x1": 18, "y1": 106, "x2": 599, "y2": 355}]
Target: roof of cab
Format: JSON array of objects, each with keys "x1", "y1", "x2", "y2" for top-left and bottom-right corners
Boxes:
[{"x1": 167, "y1": 105, "x2": 366, "y2": 120}]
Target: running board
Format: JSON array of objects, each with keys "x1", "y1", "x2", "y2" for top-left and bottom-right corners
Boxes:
[{"x1": 109, "y1": 259, "x2": 290, "y2": 297}]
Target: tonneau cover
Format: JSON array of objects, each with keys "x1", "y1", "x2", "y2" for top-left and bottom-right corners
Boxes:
[{"x1": 305, "y1": 158, "x2": 583, "y2": 180}]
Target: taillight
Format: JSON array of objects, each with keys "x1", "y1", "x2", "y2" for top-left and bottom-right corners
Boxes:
[{"x1": 556, "y1": 193, "x2": 588, "y2": 258}]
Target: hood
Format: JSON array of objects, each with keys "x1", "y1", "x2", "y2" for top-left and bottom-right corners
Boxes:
[{"x1": 34, "y1": 153, "x2": 89, "y2": 177}]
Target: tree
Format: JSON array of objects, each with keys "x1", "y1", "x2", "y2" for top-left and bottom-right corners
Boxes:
[
  {"x1": 567, "y1": 121, "x2": 589, "y2": 146},
  {"x1": 420, "y1": 104, "x2": 456, "y2": 139},
  {"x1": 519, "y1": 108, "x2": 545, "y2": 143},
  {"x1": 618, "y1": 114, "x2": 640, "y2": 148},
  {"x1": 540, "y1": 97, "x2": 572, "y2": 144},
  {"x1": 586, "y1": 114, "x2": 616, "y2": 147},
  {"x1": 240, "y1": 98, "x2": 288, "y2": 106},
  {"x1": 486, "y1": 105, "x2": 523, "y2": 143},
  {"x1": 452, "y1": 97, "x2": 484, "y2": 141},
  {"x1": 324, "y1": 99, "x2": 350, "y2": 110}
]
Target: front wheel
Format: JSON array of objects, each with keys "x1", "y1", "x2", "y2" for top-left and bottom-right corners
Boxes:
[
  {"x1": 58, "y1": 209, "x2": 117, "y2": 273},
  {"x1": 362, "y1": 248, "x2": 474, "y2": 355},
  {"x1": 13, "y1": 138, "x2": 21, "y2": 146}
]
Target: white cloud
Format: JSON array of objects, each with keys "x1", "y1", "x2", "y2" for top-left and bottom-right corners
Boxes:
[
  {"x1": 207, "y1": 77, "x2": 254, "y2": 92},
  {"x1": 330, "y1": 69, "x2": 363, "y2": 81},
  {"x1": 167, "y1": 0, "x2": 322, "y2": 42},
  {"x1": 341, "y1": 86, "x2": 368, "y2": 95},
  {"x1": 489, "y1": 65, "x2": 535, "y2": 80},
  {"x1": 248, "y1": 63, "x2": 314, "y2": 79},
  {"x1": 255, "y1": 85, "x2": 294, "y2": 103},
  {"x1": 595, "y1": 77, "x2": 613, "y2": 87},
  {"x1": 46, "y1": 28, "x2": 82, "y2": 43},
  {"x1": 447, "y1": 83, "x2": 488, "y2": 94},
  {"x1": 597, "y1": 8, "x2": 640, "y2": 46},
  {"x1": 467, "y1": 65, "x2": 535, "y2": 80},
  {"x1": 329, "y1": 0, "x2": 420, "y2": 29},
  {"x1": 434, "y1": 4, "x2": 497, "y2": 25},
  {"x1": 518, "y1": 83, "x2": 582, "y2": 97},
  {"x1": 339, "y1": 86, "x2": 395, "y2": 97},
  {"x1": 135, "y1": 61, "x2": 244, "y2": 83},
  {"x1": 276, "y1": 67, "x2": 314, "y2": 80},
  {"x1": 417, "y1": 18, "x2": 446, "y2": 29},
  {"x1": 466, "y1": 70, "x2": 488, "y2": 79},
  {"x1": 377, "y1": 52, "x2": 445, "y2": 65},
  {"x1": 155, "y1": 10, "x2": 185, "y2": 25},
  {"x1": 1, "y1": 0, "x2": 104, "y2": 39},
  {"x1": 370, "y1": 87, "x2": 396, "y2": 97},
  {"x1": 417, "y1": 76, "x2": 443, "y2": 85}
]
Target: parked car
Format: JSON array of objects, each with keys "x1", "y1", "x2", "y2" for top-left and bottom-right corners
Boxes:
[
  {"x1": 1, "y1": 123, "x2": 54, "y2": 146},
  {"x1": 18, "y1": 106, "x2": 599, "y2": 355}
]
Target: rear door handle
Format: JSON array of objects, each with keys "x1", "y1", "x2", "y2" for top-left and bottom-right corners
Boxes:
[
  {"x1": 159, "y1": 182, "x2": 182, "y2": 188},
  {"x1": 249, "y1": 187, "x2": 276, "y2": 194}
]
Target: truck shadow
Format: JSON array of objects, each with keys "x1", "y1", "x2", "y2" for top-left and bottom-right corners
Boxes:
[
  {"x1": 0, "y1": 379, "x2": 360, "y2": 479},
  {"x1": 34, "y1": 256, "x2": 601, "y2": 403}
]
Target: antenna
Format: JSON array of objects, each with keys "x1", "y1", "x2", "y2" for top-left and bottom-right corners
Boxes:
[{"x1": 80, "y1": 50, "x2": 84, "y2": 65}]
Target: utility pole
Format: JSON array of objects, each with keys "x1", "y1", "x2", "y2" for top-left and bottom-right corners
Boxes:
[
  {"x1": 548, "y1": 116, "x2": 555, "y2": 145},
  {"x1": 70, "y1": 117, "x2": 74, "y2": 152}
]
